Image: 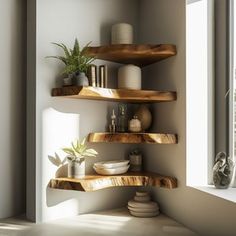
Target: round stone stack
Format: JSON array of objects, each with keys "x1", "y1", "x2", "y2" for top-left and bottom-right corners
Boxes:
[{"x1": 127, "y1": 191, "x2": 160, "y2": 217}]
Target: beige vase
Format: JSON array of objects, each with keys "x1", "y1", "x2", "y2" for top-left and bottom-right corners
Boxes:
[{"x1": 134, "y1": 105, "x2": 152, "y2": 131}]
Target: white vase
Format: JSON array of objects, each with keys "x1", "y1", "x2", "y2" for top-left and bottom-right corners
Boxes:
[
  {"x1": 67, "y1": 158, "x2": 85, "y2": 179},
  {"x1": 111, "y1": 23, "x2": 133, "y2": 44},
  {"x1": 118, "y1": 64, "x2": 141, "y2": 90}
]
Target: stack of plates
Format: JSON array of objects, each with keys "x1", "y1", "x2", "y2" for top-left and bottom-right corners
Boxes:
[
  {"x1": 128, "y1": 191, "x2": 160, "y2": 217},
  {"x1": 93, "y1": 160, "x2": 130, "y2": 175}
]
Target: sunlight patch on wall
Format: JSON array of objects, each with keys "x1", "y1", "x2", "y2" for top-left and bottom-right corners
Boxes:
[{"x1": 42, "y1": 108, "x2": 80, "y2": 221}]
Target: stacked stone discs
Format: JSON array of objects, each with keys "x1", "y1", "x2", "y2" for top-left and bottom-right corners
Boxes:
[{"x1": 128, "y1": 191, "x2": 160, "y2": 217}]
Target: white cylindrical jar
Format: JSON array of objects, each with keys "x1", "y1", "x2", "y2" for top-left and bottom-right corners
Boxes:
[
  {"x1": 111, "y1": 23, "x2": 133, "y2": 44},
  {"x1": 118, "y1": 64, "x2": 141, "y2": 90}
]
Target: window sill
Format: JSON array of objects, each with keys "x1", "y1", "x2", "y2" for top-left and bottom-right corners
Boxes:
[{"x1": 191, "y1": 185, "x2": 236, "y2": 203}]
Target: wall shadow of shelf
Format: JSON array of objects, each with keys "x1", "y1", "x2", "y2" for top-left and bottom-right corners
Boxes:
[
  {"x1": 88, "y1": 132, "x2": 178, "y2": 144},
  {"x1": 49, "y1": 172, "x2": 177, "y2": 192},
  {"x1": 51, "y1": 86, "x2": 177, "y2": 103},
  {"x1": 85, "y1": 44, "x2": 177, "y2": 67}
]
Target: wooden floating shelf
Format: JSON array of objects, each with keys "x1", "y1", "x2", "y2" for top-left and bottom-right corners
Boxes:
[
  {"x1": 51, "y1": 86, "x2": 177, "y2": 103},
  {"x1": 49, "y1": 172, "x2": 177, "y2": 192},
  {"x1": 88, "y1": 132, "x2": 178, "y2": 144},
  {"x1": 85, "y1": 44, "x2": 177, "y2": 67}
]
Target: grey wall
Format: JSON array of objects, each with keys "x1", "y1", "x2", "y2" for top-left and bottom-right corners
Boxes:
[
  {"x1": 0, "y1": 0, "x2": 26, "y2": 218},
  {"x1": 140, "y1": 0, "x2": 236, "y2": 236}
]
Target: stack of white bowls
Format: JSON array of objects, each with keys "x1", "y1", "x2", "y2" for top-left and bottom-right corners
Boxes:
[
  {"x1": 128, "y1": 191, "x2": 160, "y2": 217},
  {"x1": 93, "y1": 160, "x2": 129, "y2": 175}
]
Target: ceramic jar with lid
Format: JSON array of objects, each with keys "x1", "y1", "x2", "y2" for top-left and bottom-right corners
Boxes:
[
  {"x1": 129, "y1": 116, "x2": 142, "y2": 133},
  {"x1": 111, "y1": 23, "x2": 133, "y2": 44},
  {"x1": 118, "y1": 64, "x2": 141, "y2": 90}
]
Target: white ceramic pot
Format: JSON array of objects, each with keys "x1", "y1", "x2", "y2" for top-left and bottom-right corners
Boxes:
[
  {"x1": 111, "y1": 23, "x2": 133, "y2": 44},
  {"x1": 67, "y1": 158, "x2": 85, "y2": 179},
  {"x1": 118, "y1": 64, "x2": 141, "y2": 90}
]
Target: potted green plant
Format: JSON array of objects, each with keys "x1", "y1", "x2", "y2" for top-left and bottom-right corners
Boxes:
[
  {"x1": 47, "y1": 38, "x2": 95, "y2": 86},
  {"x1": 62, "y1": 138, "x2": 98, "y2": 178}
]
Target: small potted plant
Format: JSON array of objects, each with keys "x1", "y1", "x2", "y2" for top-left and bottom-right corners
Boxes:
[
  {"x1": 47, "y1": 38, "x2": 95, "y2": 86},
  {"x1": 62, "y1": 138, "x2": 98, "y2": 178}
]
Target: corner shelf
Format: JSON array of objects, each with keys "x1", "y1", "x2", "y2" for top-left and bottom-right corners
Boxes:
[
  {"x1": 85, "y1": 44, "x2": 177, "y2": 67},
  {"x1": 51, "y1": 86, "x2": 177, "y2": 103},
  {"x1": 88, "y1": 132, "x2": 178, "y2": 144},
  {"x1": 49, "y1": 172, "x2": 177, "y2": 192}
]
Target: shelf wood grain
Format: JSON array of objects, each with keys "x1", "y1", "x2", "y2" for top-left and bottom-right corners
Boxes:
[
  {"x1": 51, "y1": 86, "x2": 177, "y2": 103},
  {"x1": 49, "y1": 172, "x2": 177, "y2": 192},
  {"x1": 88, "y1": 132, "x2": 177, "y2": 144},
  {"x1": 85, "y1": 44, "x2": 177, "y2": 66}
]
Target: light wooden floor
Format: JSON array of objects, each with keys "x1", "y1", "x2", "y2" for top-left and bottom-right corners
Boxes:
[{"x1": 0, "y1": 208, "x2": 198, "y2": 236}]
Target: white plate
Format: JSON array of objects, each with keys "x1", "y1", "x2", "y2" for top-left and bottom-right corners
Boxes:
[
  {"x1": 129, "y1": 210, "x2": 160, "y2": 218},
  {"x1": 134, "y1": 195, "x2": 151, "y2": 202},
  {"x1": 128, "y1": 206, "x2": 159, "y2": 213},
  {"x1": 93, "y1": 165, "x2": 130, "y2": 175},
  {"x1": 94, "y1": 160, "x2": 129, "y2": 169},
  {"x1": 128, "y1": 200, "x2": 159, "y2": 209}
]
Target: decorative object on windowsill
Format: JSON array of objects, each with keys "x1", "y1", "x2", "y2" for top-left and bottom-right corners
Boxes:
[
  {"x1": 129, "y1": 149, "x2": 142, "y2": 172},
  {"x1": 213, "y1": 152, "x2": 234, "y2": 189},
  {"x1": 46, "y1": 38, "x2": 95, "y2": 87},
  {"x1": 88, "y1": 64, "x2": 97, "y2": 87},
  {"x1": 109, "y1": 109, "x2": 117, "y2": 133},
  {"x1": 118, "y1": 64, "x2": 141, "y2": 90},
  {"x1": 99, "y1": 65, "x2": 108, "y2": 88},
  {"x1": 111, "y1": 23, "x2": 133, "y2": 44},
  {"x1": 127, "y1": 191, "x2": 160, "y2": 217},
  {"x1": 129, "y1": 116, "x2": 142, "y2": 133},
  {"x1": 93, "y1": 160, "x2": 130, "y2": 175},
  {"x1": 62, "y1": 138, "x2": 98, "y2": 179},
  {"x1": 117, "y1": 103, "x2": 128, "y2": 132},
  {"x1": 134, "y1": 105, "x2": 152, "y2": 131}
]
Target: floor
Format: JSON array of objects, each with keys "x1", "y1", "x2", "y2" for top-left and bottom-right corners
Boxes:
[{"x1": 0, "y1": 208, "x2": 198, "y2": 236}]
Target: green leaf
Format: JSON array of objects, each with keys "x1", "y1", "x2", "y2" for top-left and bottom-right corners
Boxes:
[{"x1": 62, "y1": 148, "x2": 75, "y2": 156}]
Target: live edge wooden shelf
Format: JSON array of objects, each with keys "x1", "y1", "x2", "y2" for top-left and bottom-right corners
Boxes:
[
  {"x1": 51, "y1": 86, "x2": 177, "y2": 103},
  {"x1": 49, "y1": 172, "x2": 177, "y2": 192},
  {"x1": 85, "y1": 44, "x2": 177, "y2": 67},
  {"x1": 88, "y1": 132, "x2": 177, "y2": 144}
]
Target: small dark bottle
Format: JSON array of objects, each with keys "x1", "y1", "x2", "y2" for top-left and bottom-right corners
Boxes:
[{"x1": 117, "y1": 103, "x2": 128, "y2": 132}]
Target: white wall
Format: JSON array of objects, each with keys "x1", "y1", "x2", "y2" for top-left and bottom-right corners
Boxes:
[
  {"x1": 0, "y1": 0, "x2": 26, "y2": 218},
  {"x1": 27, "y1": 0, "x2": 236, "y2": 234},
  {"x1": 140, "y1": 0, "x2": 236, "y2": 236},
  {"x1": 28, "y1": 0, "x2": 140, "y2": 222}
]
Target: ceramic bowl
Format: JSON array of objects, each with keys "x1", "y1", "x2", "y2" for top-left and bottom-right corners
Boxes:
[
  {"x1": 129, "y1": 210, "x2": 159, "y2": 217},
  {"x1": 94, "y1": 160, "x2": 129, "y2": 169},
  {"x1": 128, "y1": 206, "x2": 159, "y2": 213},
  {"x1": 93, "y1": 165, "x2": 130, "y2": 175},
  {"x1": 128, "y1": 200, "x2": 158, "y2": 209},
  {"x1": 135, "y1": 191, "x2": 149, "y2": 197},
  {"x1": 134, "y1": 195, "x2": 151, "y2": 202}
]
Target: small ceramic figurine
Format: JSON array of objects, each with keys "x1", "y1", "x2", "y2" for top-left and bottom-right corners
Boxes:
[
  {"x1": 213, "y1": 152, "x2": 234, "y2": 189},
  {"x1": 109, "y1": 109, "x2": 116, "y2": 133}
]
